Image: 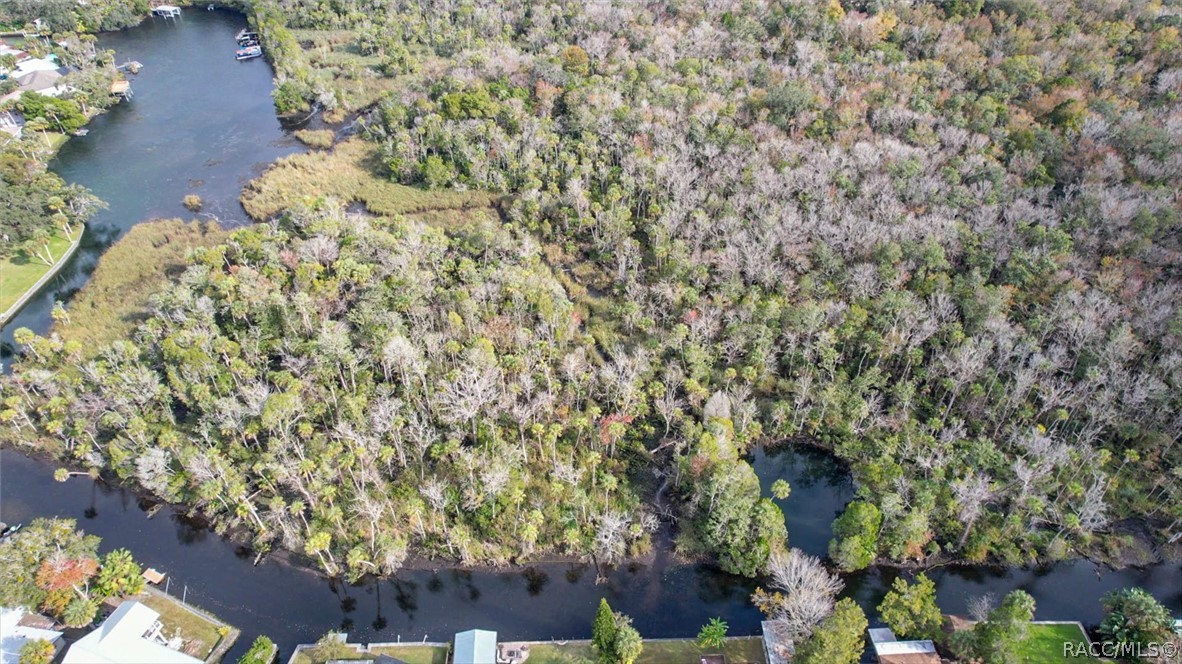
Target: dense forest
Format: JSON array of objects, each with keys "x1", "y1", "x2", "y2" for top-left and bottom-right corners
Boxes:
[{"x1": 4, "y1": 0, "x2": 1182, "y2": 595}]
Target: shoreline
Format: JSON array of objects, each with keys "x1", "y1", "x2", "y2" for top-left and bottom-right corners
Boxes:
[
  {"x1": 0, "y1": 228, "x2": 83, "y2": 329},
  {"x1": 4, "y1": 440, "x2": 1173, "y2": 586}
]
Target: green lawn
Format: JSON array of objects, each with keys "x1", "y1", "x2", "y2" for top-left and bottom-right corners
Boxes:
[
  {"x1": 290, "y1": 644, "x2": 448, "y2": 664},
  {"x1": 370, "y1": 645, "x2": 449, "y2": 664},
  {"x1": 526, "y1": 637, "x2": 766, "y2": 664},
  {"x1": 138, "y1": 593, "x2": 225, "y2": 660},
  {"x1": 1016, "y1": 623, "x2": 1092, "y2": 663},
  {"x1": 0, "y1": 231, "x2": 77, "y2": 317}
]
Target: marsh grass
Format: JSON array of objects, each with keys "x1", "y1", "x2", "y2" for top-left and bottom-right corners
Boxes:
[
  {"x1": 294, "y1": 128, "x2": 336, "y2": 149},
  {"x1": 240, "y1": 139, "x2": 498, "y2": 223},
  {"x1": 57, "y1": 219, "x2": 227, "y2": 354}
]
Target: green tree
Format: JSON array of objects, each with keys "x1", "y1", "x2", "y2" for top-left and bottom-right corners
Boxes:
[
  {"x1": 697, "y1": 617, "x2": 728, "y2": 650},
  {"x1": 592, "y1": 598, "x2": 618, "y2": 663},
  {"x1": 951, "y1": 590, "x2": 1035, "y2": 664},
  {"x1": 94, "y1": 548, "x2": 144, "y2": 598},
  {"x1": 237, "y1": 635, "x2": 276, "y2": 664},
  {"x1": 828, "y1": 500, "x2": 882, "y2": 571},
  {"x1": 19, "y1": 639, "x2": 56, "y2": 664},
  {"x1": 62, "y1": 597, "x2": 98, "y2": 628},
  {"x1": 771, "y1": 479, "x2": 791, "y2": 500},
  {"x1": 793, "y1": 598, "x2": 868, "y2": 664},
  {"x1": 0, "y1": 518, "x2": 100, "y2": 611},
  {"x1": 613, "y1": 619, "x2": 643, "y2": 664},
  {"x1": 877, "y1": 574, "x2": 943, "y2": 641},
  {"x1": 1098, "y1": 588, "x2": 1174, "y2": 656}
]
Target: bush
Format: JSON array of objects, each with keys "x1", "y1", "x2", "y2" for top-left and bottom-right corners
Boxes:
[
  {"x1": 237, "y1": 635, "x2": 276, "y2": 664},
  {"x1": 1098, "y1": 588, "x2": 1175, "y2": 655},
  {"x1": 183, "y1": 194, "x2": 202, "y2": 211}
]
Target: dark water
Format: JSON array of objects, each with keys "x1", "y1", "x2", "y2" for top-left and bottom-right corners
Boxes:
[
  {"x1": 1, "y1": 9, "x2": 301, "y2": 362},
  {"x1": 3, "y1": 447, "x2": 1180, "y2": 661},
  {"x1": 0, "y1": 9, "x2": 1180, "y2": 663}
]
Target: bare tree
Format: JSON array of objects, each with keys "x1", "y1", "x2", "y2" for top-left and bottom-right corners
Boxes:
[{"x1": 763, "y1": 549, "x2": 844, "y2": 639}]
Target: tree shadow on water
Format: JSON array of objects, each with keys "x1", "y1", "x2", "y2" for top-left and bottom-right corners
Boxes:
[{"x1": 522, "y1": 567, "x2": 549, "y2": 596}]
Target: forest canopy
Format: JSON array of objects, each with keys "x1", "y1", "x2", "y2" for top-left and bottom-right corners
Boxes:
[{"x1": 5, "y1": 0, "x2": 1182, "y2": 578}]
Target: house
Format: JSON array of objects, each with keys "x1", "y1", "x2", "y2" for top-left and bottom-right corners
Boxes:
[
  {"x1": 453, "y1": 629, "x2": 498, "y2": 664},
  {"x1": 868, "y1": 627, "x2": 940, "y2": 664},
  {"x1": 17, "y1": 68, "x2": 68, "y2": 95},
  {"x1": 61, "y1": 600, "x2": 201, "y2": 664},
  {"x1": 0, "y1": 607, "x2": 65, "y2": 662},
  {"x1": 0, "y1": 110, "x2": 24, "y2": 138}
]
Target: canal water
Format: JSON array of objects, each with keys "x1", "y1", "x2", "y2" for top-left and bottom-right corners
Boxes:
[
  {"x1": 3, "y1": 447, "x2": 1180, "y2": 661},
  {"x1": 0, "y1": 9, "x2": 1179, "y2": 663},
  {"x1": 0, "y1": 8, "x2": 302, "y2": 364}
]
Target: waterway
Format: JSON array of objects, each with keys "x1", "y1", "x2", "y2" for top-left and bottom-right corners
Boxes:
[
  {"x1": 0, "y1": 9, "x2": 1179, "y2": 663},
  {"x1": 0, "y1": 8, "x2": 302, "y2": 363}
]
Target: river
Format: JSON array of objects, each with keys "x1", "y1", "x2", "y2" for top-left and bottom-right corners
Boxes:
[
  {"x1": 0, "y1": 9, "x2": 1179, "y2": 663},
  {"x1": 0, "y1": 8, "x2": 302, "y2": 363}
]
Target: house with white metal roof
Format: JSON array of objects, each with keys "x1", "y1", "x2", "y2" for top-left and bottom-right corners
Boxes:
[{"x1": 61, "y1": 601, "x2": 201, "y2": 664}]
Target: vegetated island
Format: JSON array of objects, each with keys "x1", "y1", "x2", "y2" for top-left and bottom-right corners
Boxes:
[{"x1": 3, "y1": 0, "x2": 1181, "y2": 631}]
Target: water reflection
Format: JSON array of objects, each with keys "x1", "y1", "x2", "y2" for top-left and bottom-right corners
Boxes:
[
  {"x1": 751, "y1": 444, "x2": 856, "y2": 558},
  {"x1": 2, "y1": 444, "x2": 1179, "y2": 662}
]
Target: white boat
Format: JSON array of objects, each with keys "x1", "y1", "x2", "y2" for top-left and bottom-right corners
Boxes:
[{"x1": 235, "y1": 45, "x2": 263, "y2": 60}]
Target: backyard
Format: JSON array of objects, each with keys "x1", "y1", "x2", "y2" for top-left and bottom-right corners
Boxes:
[
  {"x1": 0, "y1": 230, "x2": 77, "y2": 322},
  {"x1": 1016, "y1": 623, "x2": 1093, "y2": 663},
  {"x1": 138, "y1": 591, "x2": 230, "y2": 661},
  {"x1": 526, "y1": 637, "x2": 767, "y2": 664}
]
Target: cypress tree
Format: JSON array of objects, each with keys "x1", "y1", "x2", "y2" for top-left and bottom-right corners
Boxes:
[{"x1": 592, "y1": 598, "x2": 618, "y2": 663}]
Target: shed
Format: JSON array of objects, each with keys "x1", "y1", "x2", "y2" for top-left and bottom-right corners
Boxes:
[{"x1": 453, "y1": 629, "x2": 497, "y2": 664}]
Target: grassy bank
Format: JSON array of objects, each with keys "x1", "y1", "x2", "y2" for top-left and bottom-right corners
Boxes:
[
  {"x1": 290, "y1": 644, "x2": 448, "y2": 664},
  {"x1": 0, "y1": 231, "x2": 79, "y2": 322},
  {"x1": 1016, "y1": 623, "x2": 1093, "y2": 663},
  {"x1": 56, "y1": 219, "x2": 227, "y2": 353},
  {"x1": 526, "y1": 637, "x2": 767, "y2": 664},
  {"x1": 138, "y1": 590, "x2": 235, "y2": 661},
  {"x1": 240, "y1": 138, "x2": 497, "y2": 224}
]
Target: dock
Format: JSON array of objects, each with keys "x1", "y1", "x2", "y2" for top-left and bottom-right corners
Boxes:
[
  {"x1": 110, "y1": 79, "x2": 133, "y2": 99},
  {"x1": 152, "y1": 5, "x2": 182, "y2": 18}
]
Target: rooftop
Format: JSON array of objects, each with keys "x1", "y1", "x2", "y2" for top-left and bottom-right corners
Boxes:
[
  {"x1": 1, "y1": 607, "x2": 64, "y2": 662},
  {"x1": 62, "y1": 601, "x2": 201, "y2": 664},
  {"x1": 454, "y1": 629, "x2": 497, "y2": 664}
]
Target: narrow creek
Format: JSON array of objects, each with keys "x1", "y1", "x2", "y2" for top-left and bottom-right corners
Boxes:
[{"x1": 0, "y1": 10, "x2": 1178, "y2": 663}]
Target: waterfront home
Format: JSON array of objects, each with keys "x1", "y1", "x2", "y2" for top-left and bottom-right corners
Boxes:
[
  {"x1": 0, "y1": 607, "x2": 64, "y2": 662},
  {"x1": 0, "y1": 68, "x2": 73, "y2": 103},
  {"x1": 868, "y1": 627, "x2": 939, "y2": 664},
  {"x1": 453, "y1": 629, "x2": 498, "y2": 664},
  {"x1": 61, "y1": 600, "x2": 201, "y2": 664}
]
